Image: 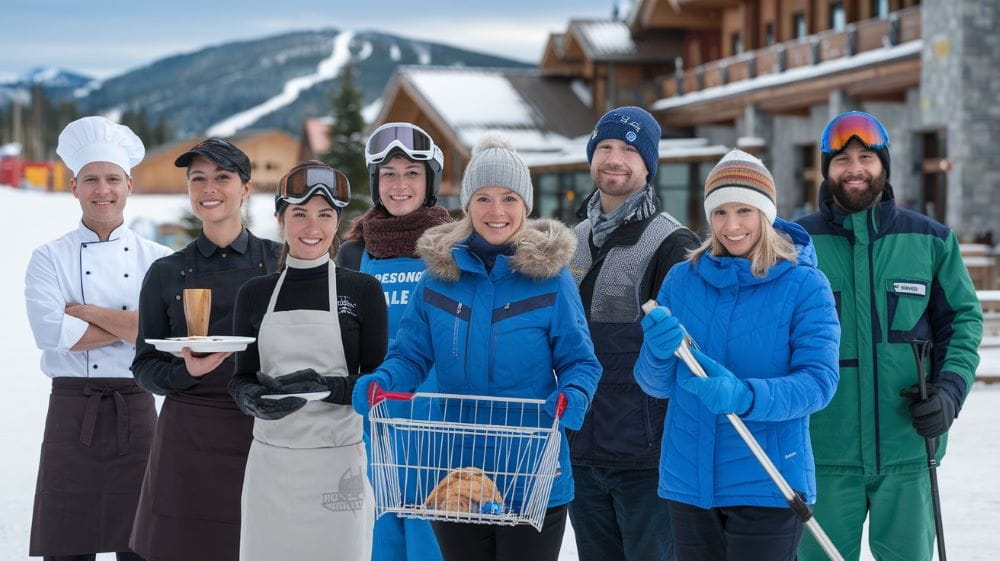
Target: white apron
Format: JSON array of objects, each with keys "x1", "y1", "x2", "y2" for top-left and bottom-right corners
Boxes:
[{"x1": 239, "y1": 260, "x2": 374, "y2": 561}]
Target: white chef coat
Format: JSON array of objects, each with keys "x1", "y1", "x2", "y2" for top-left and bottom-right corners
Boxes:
[{"x1": 25, "y1": 221, "x2": 173, "y2": 378}]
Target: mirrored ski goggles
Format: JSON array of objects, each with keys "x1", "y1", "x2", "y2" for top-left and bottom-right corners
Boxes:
[
  {"x1": 820, "y1": 111, "x2": 889, "y2": 154},
  {"x1": 366, "y1": 124, "x2": 436, "y2": 164},
  {"x1": 277, "y1": 165, "x2": 351, "y2": 208}
]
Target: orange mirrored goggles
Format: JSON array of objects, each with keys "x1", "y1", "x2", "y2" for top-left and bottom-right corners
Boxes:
[
  {"x1": 821, "y1": 111, "x2": 889, "y2": 154},
  {"x1": 276, "y1": 163, "x2": 351, "y2": 209}
]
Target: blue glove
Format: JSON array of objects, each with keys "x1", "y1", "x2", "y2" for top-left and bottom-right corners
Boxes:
[
  {"x1": 640, "y1": 306, "x2": 685, "y2": 361},
  {"x1": 351, "y1": 371, "x2": 391, "y2": 416},
  {"x1": 678, "y1": 348, "x2": 753, "y2": 415},
  {"x1": 544, "y1": 387, "x2": 589, "y2": 431}
]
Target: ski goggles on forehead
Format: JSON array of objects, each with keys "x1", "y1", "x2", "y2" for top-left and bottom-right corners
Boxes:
[
  {"x1": 366, "y1": 124, "x2": 436, "y2": 163},
  {"x1": 821, "y1": 112, "x2": 889, "y2": 154},
  {"x1": 277, "y1": 165, "x2": 351, "y2": 208}
]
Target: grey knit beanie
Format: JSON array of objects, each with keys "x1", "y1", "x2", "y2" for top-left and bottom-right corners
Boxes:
[{"x1": 460, "y1": 133, "x2": 533, "y2": 213}]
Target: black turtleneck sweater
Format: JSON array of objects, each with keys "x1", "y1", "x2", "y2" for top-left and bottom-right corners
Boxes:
[{"x1": 230, "y1": 260, "x2": 387, "y2": 402}]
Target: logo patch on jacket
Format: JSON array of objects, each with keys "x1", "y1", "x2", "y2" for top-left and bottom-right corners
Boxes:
[
  {"x1": 892, "y1": 282, "x2": 926, "y2": 296},
  {"x1": 338, "y1": 295, "x2": 358, "y2": 317}
]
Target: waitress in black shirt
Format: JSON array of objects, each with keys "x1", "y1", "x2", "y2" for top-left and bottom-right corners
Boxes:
[
  {"x1": 230, "y1": 160, "x2": 387, "y2": 560},
  {"x1": 130, "y1": 139, "x2": 280, "y2": 561}
]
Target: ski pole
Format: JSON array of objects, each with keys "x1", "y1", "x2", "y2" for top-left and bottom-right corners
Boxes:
[
  {"x1": 641, "y1": 301, "x2": 844, "y2": 561},
  {"x1": 907, "y1": 338, "x2": 947, "y2": 561}
]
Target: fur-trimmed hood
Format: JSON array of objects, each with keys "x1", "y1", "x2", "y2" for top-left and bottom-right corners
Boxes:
[{"x1": 417, "y1": 218, "x2": 577, "y2": 281}]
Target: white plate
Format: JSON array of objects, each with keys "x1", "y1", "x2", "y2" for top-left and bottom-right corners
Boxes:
[
  {"x1": 261, "y1": 391, "x2": 330, "y2": 401},
  {"x1": 145, "y1": 336, "x2": 256, "y2": 356}
]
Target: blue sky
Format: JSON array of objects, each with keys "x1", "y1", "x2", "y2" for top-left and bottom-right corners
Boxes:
[{"x1": 2, "y1": 0, "x2": 624, "y2": 81}]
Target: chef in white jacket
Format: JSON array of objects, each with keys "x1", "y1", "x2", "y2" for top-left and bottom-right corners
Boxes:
[{"x1": 24, "y1": 116, "x2": 172, "y2": 561}]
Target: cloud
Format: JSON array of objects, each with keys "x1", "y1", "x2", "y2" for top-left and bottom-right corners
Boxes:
[
  {"x1": 205, "y1": 15, "x2": 573, "y2": 63},
  {"x1": 0, "y1": 3, "x2": 612, "y2": 78}
]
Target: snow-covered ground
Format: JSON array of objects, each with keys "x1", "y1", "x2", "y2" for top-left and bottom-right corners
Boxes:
[{"x1": 1, "y1": 187, "x2": 997, "y2": 560}]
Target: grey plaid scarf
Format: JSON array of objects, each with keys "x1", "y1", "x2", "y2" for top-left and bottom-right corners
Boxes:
[{"x1": 586, "y1": 186, "x2": 658, "y2": 247}]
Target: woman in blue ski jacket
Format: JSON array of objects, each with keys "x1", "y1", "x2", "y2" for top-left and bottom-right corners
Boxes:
[
  {"x1": 353, "y1": 133, "x2": 602, "y2": 561},
  {"x1": 337, "y1": 123, "x2": 453, "y2": 561},
  {"x1": 634, "y1": 150, "x2": 840, "y2": 561}
]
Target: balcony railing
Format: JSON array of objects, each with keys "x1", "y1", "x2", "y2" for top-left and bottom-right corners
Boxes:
[{"x1": 661, "y1": 5, "x2": 921, "y2": 99}]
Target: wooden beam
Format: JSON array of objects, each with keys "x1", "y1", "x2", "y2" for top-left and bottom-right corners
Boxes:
[
  {"x1": 661, "y1": 57, "x2": 919, "y2": 126},
  {"x1": 851, "y1": 90, "x2": 908, "y2": 103},
  {"x1": 647, "y1": 5, "x2": 725, "y2": 29}
]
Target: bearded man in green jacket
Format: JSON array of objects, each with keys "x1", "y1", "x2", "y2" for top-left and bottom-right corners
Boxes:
[{"x1": 796, "y1": 111, "x2": 982, "y2": 561}]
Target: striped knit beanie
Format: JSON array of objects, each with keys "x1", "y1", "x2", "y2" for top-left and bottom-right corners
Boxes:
[{"x1": 704, "y1": 149, "x2": 777, "y2": 224}]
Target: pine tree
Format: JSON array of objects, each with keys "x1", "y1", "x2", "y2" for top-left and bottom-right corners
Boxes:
[
  {"x1": 151, "y1": 116, "x2": 173, "y2": 147},
  {"x1": 322, "y1": 62, "x2": 368, "y2": 217}
]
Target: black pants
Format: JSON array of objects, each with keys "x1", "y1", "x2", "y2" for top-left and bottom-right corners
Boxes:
[
  {"x1": 431, "y1": 505, "x2": 567, "y2": 561},
  {"x1": 43, "y1": 554, "x2": 144, "y2": 561},
  {"x1": 667, "y1": 500, "x2": 803, "y2": 561}
]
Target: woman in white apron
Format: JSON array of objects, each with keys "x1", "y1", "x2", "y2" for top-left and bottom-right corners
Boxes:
[{"x1": 229, "y1": 161, "x2": 388, "y2": 560}]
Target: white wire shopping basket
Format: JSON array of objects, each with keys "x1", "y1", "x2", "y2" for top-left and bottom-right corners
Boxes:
[{"x1": 367, "y1": 386, "x2": 567, "y2": 531}]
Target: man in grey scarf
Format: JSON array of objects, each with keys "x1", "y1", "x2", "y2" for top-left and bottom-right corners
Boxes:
[{"x1": 568, "y1": 106, "x2": 700, "y2": 561}]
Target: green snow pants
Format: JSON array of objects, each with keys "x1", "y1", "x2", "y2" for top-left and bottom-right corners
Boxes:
[{"x1": 797, "y1": 469, "x2": 935, "y2": 561}]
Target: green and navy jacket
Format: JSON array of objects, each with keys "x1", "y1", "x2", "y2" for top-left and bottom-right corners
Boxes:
[{"x1": 797, "y1": 183, "x2": 982, "y2": 475}]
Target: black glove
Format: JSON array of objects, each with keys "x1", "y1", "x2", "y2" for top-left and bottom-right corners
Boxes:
[
  {"x1": 233, "y1": 382, "x2": 307, "y2": 421},
  {"x1": 257, "y1": 369, "x2": 353, "y2": 405},
  {"x1": 258, "y1": 369, "x2": 328, "y2": 393},
  {"x1": 899, "y1": 382, "x2": 959, "y2": 438}
]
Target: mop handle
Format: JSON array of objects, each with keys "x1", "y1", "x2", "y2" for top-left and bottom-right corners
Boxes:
[{"x1": 640, "y1": 301, "x2": 844, "y2": 561}]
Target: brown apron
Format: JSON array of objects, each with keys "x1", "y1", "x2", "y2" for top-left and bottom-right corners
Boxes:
[
  {"x1": 29, "y1": 377, "x2": 155, "y2": 556},
  {"x1": 130, "y1": 239, "x2": 271, "y2": 561}
]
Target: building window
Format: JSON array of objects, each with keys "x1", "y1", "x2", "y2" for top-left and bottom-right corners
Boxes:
[
  {"x1": 872, "y1": 0, "x2": 889, "y2": 18},
  {"x1": 656, "y1": 164, "x2": 692, "y2": 228},
  {"x1": 829, "y1": 2, "x2": 846, "y2": 31},
  {"x1": 793, "y1": 12, "x2": 807, "y2": 39},
  {"x1": 764, "y1": 22, "x2": 775, "y2": 46},
  {"x1": 731, "y1": 32, "x2": 743, "y2": 55},
  {"x1": 796, "y1": 144, "x2": 820, "y2": 218},
  {"x1": 536, "y1": 173, "x2": 560, "y2": 219},
  {"x1": 917, "y1": 131, "x2": 948, "y2": 223},
  {"x1": 534, "y1": 170, "x2": 593, "y2": 224}
]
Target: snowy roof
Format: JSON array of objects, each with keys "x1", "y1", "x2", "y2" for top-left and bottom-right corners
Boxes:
[
  {"x1": 568, "y1": 19, "x2": 683, "y2": 63},
  {"x1": 652, "y1": 40, "x2": 923, "y2": 111},
  {"x1": 389, "y1": 66, "x2": 729, "y2": 172},
  {"x1": 397, "y1": 66, "x2": 594, "y2": 156},
  {"x1": 572, "y1": 20, "x2": 635, "y2": 57}
]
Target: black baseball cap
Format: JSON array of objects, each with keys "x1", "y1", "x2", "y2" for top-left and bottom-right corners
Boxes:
[{"x1": 174, "y1": 138, "x2": 252, "y2": 182}]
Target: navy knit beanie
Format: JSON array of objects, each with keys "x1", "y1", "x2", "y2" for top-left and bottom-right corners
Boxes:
[{"x1": 586, "y1": 106, "x2": 661, "y2": 186}]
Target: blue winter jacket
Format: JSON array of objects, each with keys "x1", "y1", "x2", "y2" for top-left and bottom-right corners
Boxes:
[
  {"x1": 634, "y1": 218, "x2": 840, "y2": 509},
  {"x1": 373, "y1": 218, "x2": 602, "y2": 508}
]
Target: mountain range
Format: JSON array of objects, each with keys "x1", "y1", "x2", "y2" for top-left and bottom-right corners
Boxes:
[{"x1": 3, "y1": 29, "x2": 530, "y2": 139}]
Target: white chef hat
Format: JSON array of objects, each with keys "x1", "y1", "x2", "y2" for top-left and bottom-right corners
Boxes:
[{"x1": 56, "y1": 116, "x2": 145, "y2": 177}]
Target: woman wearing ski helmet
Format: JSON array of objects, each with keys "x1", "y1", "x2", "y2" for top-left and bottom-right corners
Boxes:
[
  {"x1": 633, "y1": 150, "x2": 840, "y2": 561},
  {"x1": 229, "y1": 160, "x2": 388, "y2": 560},
  {"x1": 337, "y1": 123, "x2": 452, "y2": 561}
]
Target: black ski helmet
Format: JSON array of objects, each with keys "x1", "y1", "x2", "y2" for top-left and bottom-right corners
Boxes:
[{"x1": 365, "y1": 122, "x2": 443, "y2": 207}]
